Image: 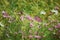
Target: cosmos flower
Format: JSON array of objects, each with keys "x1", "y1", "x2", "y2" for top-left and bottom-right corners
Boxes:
[
  {"x1": 30, "y1": 22, "x2": 34, "y2": 27},
  {"x1": 34, "y1": 35, "x2": 41, "y2": 39},
  {"x1": 48, "y1": 28, "x2": 53, "y2": 31},
  {"x1": 28, "y1": 35, "x2": 33, "y2": 38},
  {"x1": 51, "y1": 9, "x2": 58, "y2": 15},
  {"x1": 2, "y1": 11, "x2": 10, "y2": 18},
  {"x1": 58, "y1": 30, "x2": 60, "y2": 32},
  {"x1": 26, "y1": 15, "x2": 33, "y2": 21},
  {"x1": 55, "y1": 23, "x2": 60, "y2": 28},
  {"x1": 20, "y1": 15, "x2": 24, "y2": 21},
  {"x1": 34, "y1": 31, "x2": 38, "y2": 35},
  {"x1": 40, "y1": 10, "x2": 46, "y2": 15},
  {"x1": 34, "y1": 16, "x2": 42, "y2": 22},
  {"x1": 54, "y1": 6, "x2": 59, "y2": 10}
]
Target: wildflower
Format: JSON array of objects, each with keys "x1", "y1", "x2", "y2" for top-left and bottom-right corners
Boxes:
[
  {"x1": 28, "y1": 35, "x2": 33, "y2": 38},
  {"x1": 48, "y1": 28, "x2": 53, "y2": 31},
  {"x1": 55, "y1": 23, "x2": 60, "y2": 28},
  {"x1": 58, "y1": 30, "x2": 60, "y2": 32},
  {"x1": 54, "y1": 6, "x2": 59, "y2": 10},
  {"x1": 51, "y1": 9, "x2": 58, "y2": 15},
  {"x1": 20, "y1": 15, "x2": 24, "y2": 21},
  {"x1": 52, "y1": 32, "x2": 56, "y2": 35},
  {"x1": 34, "y1": 31, "x2": 38, "y2": 35},
  {"x1": 2, "y1": 11, "x2": 10, "y2": 18},
  {"x1": 30, "y1": 22, "x2": 34, "y2": 27},
  {"x1": 40, "y1": 10, "x2": 46, "y2": 15},
  {"x1": 34, "y1": 35, "x2": 41, "y2": 39},
  {"x1": 26, "y1": 15, "x2": 33, "y2": 21},
  {"x1": 34, "y1": 16, "x2": 42, "y2": 22},
  {"x1": 0, "y1": 22, "x2": 4, "y2": 27}
]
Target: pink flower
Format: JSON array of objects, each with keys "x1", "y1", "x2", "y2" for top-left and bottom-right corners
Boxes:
[
  {"x1": 58, "y1": 30, "x2": 60, "y2": 32},
  {"x1": 34, "y1": 35, "x2": 41, "y2": 39},
  {"x1": 55, "y1": 23, "x2": 60, "y2": 28},
  {"x1": 48, "y1": 28, "x2": 53, "y2": 31},
  {"x1": 30, "y1": 23, "x2": 34, "y2": 27},
  {"x1": 34, "y1": 16, "x2": 42, "y2": 22},
  {"x1": 20, "y1": 15, "x2": 24, "y2": 21},
  {"x1": 28, "y1": 35, "x2": 33, "y2": 38},
  {"x1": 26, "y1": 15, "x2": 33, "y2": 21},
  {"x1": 6, "y1": 34, "x2": 10, "y2": 38},
  {"x1": 2, "y1": 11, "x2": 10, "y2": 18},
  {"x1": 34, "y1": 31, "x2": 38, "y2": 35},
  {"x1": 54, "y1": 6, "x2": 59, "y2": 10}
]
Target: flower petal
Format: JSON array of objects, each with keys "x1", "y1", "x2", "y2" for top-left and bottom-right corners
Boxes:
[
  {"x1": 34, "y1": 16, "x2": 42, "y2": 22},
  {"x1": 2, "y1": 11, "x2": 10, "y2": 18}
]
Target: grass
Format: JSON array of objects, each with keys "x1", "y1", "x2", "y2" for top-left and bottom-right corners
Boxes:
[{"x1": 0, "y1": 0, "x2": 60, "y2": 40}]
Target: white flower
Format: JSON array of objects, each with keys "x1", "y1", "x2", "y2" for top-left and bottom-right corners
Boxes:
[
  {"x1": 40, "y1": 10, "x2": 46, "y2": 15},
  {"x1": 51, "y1": 9, "x2": 58, "y2": 15},
  {"x1": 2, "y1": 11, "x2": 6, "y2": 14},
  {"x1": 20, "y1": 15, "x2": 24, "y2": 21},
  {"x1": 0, "y1": 22, "x2": 4, "y2": 27}
]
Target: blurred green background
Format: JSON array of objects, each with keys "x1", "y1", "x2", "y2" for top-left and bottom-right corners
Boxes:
[{"x1": 0, "y1": 0, "x2": 60, "y2": 40}]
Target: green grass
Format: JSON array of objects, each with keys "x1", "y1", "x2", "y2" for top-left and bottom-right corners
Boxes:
[{"x1": 0, "y1": 0, "x2": 60, "y2": 40}]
